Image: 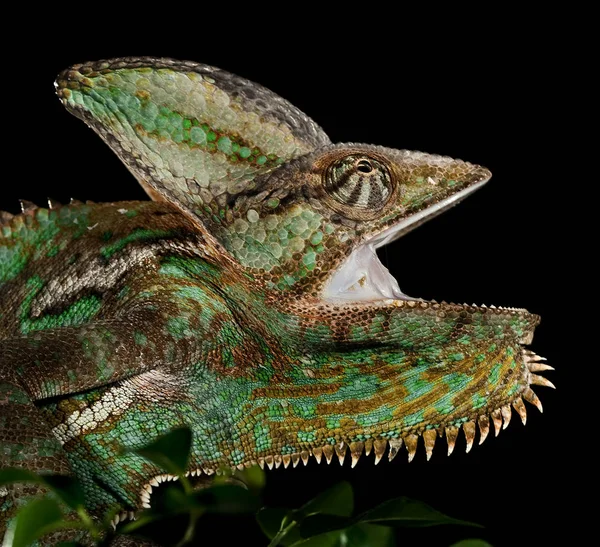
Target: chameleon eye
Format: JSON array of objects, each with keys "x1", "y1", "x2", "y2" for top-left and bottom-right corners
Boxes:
[{"x1": 324, "y1": 155, "x2": 393, "y2": 211}]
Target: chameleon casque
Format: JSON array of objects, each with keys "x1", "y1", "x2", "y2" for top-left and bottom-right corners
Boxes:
[{"x1": 0, "y1": 57, "x2": 553, "y2": 539}]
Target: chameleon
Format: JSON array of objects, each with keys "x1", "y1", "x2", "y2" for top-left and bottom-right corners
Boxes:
[{"x1": 0, "y1": 57, "x2": 553, "y2": 540}]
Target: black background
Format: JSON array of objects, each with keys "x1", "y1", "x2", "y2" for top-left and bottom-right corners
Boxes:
[{"x1": 3, "y1": 17, "x2": 581, "y2": 546}]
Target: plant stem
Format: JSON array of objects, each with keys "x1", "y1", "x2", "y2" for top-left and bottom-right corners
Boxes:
[
  {"x1": 176, "y1": 511, "x2": 199, "y2": 547},
  {"x1": 267, "y1": 520, "x2": 297, "y2": 547},
  {"x1": 77, "y1": 506, "x2": 101, "y2": 540}
]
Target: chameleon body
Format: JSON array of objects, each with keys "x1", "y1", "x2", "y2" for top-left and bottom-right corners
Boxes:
[{"x1": 0, "y1": 58, "x2": 552, "y2": 536}]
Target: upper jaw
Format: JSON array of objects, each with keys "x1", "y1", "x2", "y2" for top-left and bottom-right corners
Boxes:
[{"x1": 322, "y1": 177, "x2": 490, "y2": 303}]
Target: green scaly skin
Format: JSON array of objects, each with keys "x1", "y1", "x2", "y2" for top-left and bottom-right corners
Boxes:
[{"x1": 0, "y1": 58, "x2": 552, "y2": 543}]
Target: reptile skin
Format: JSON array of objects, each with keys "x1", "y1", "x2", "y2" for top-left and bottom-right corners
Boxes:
[{"x1": 0, "y1": 57, "x2": 553, "y2": 540}]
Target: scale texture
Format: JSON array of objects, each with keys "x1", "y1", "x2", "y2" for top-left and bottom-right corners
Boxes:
[{"x1": 0, "y1": 57, "x2": 552, "y2": 544}]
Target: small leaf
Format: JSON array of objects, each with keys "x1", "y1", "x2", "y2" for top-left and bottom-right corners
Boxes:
[
  {"x1": 119, "y1": 512, "x2": 162, "y2": 534},
  {"x1": 357, "y1": 497, "x2": 482, "y2": 528},
  {"x1": 300, "y1": 496, "x2": 481, "y2": 538},
  {"x1": 146, "y1": 482, "x2": 259, "y2": 520},
  {"x1": 259, "y1": 483, "x2": 355, "y2": 546},
  {"x1": 163, "y1": 485, "x2": 197, "y2": 514},
  {"x1": 296, "y1": 481, "x2": 354, "y2": 518},
  {"x1": 257, "y1": 507, "x2": 302, "y2": 546},
  {"x1": 234, "y1": 464, "x2": 266, "y2": 491},
  {"x1": 139, "y1": 480, "x2": 190, "y2": 516},
  {"x1": 0, "y1": 469, "x2": 86, "y2": 511},
  {"x1": 343, "y1": 524, "x2": 394, "y2": 547},
  {"x1": 291, "y1": 524, "x2": 393, "y2": 547},
  {"x1": 451, "y1": 540, "x2": 493, "y2": 547},
  {"x1": 133, "y1": 427, "x2": 192, "y2": 475},
  {"x1": 11, "y1": 497, "x2": 66, "y2": 547},
  {"x1": 289, "y1": 530, "x2": 345, "y2": 547},
  {"x1": 0, "y1": 467, "x2": 45, "y2": 486},
  {"x1": 43, "y1": 474, "x2": 86, "y2": 510}
]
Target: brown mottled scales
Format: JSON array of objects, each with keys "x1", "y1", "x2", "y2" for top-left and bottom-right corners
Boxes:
[{"x1": 0, "y1": 57, "x2": 553, "y2": 544}]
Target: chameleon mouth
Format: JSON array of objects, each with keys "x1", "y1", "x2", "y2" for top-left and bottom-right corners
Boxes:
[{"x1": 323, "y1": 178, "x2": 489, "y2": 302}]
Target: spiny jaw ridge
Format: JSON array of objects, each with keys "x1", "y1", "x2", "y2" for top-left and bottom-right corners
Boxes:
[
  {"x1": 323, "y1": 178, "x2": 488, "y2": 303},
  {"x1": 138, "y1": 467, "x2": 221, "y2": 510},
  {"x1": 110, "y1": 510, "x2": 137, "y2": 529},
  {"x1": 135, "y1": 354, "x2": 553, "y2": 512}
]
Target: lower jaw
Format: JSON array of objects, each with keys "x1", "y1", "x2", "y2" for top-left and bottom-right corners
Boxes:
[
  {"x1": 132, "y1": 310, "x2": 549, "y2": 518},
  {"x1": 129, "y1": 348, "x2": 551, "y2": 525},
  {"x1": 136, "y1": 348, "x2": 553, "y2": 513}
]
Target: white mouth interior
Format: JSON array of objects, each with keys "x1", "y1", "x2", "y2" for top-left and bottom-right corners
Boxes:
[
  {"x1": 324, "y1": 243, "x2": 408, "y2": 302},
  {"x1": 323, "y1": 180, "x2": 487, "y2": 303}
]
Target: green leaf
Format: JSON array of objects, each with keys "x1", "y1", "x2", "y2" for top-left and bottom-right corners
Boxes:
[
  {"x1": 357, "y1": 497, "x2": 482, "y2": 528},
  {"x1": 0, "y1": 469, "x2": 86, "y2": 511},
  {"x1": 343, "y1": 524, "x2": 394, "y2": 547},
  {"x1": 133, "y1": 427, "x2": 192, "y2": 475},
  {"x1": 43, "y1": 474, "x2": 86, "y2": 510},
  {"x1": 296, "y1": 481, "x2": 354, "y2": 518},
  {"x1": 300, "y1": 496, "x2": 481, "y2": 538},
  {"x1": 11, "y1": 497, "x2": 66, "y2": 547},
  {"x1": 137, "y1": 479, "x2": 189, "y2": 516},
  {"x1": 234, "y1": 464, "x2": 266, "y2": 491},
  {"x1": 0, "y1": 467, "x2": 45, "y2": 486},
  {"x1": 289, "y1": 530, "x2": 345, "y2": 547},
  {"x1": 291, "y1": 524, "x2": 394, "y2": 547},
  {"x1": 259, "y1": 482, "x2": 355, "y2": 546},
  {"x1": 163, "y1": 485, "x2": 197, "y2": 514},
  {"x1": 451, "y1": 540, "x2": 493, "y2": 547},
  {"x1": 119, "y1": 512, "x2": 161, "y2": 535}
]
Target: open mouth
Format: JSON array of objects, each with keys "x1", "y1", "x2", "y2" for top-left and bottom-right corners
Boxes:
[{"x1": 323, "y1": 179, "x2": 489, "y2": 302}]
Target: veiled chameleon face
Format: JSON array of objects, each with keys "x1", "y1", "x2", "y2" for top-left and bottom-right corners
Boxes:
[{"x1": 217, "y1": 143, "x2": 490, "y2": 303}]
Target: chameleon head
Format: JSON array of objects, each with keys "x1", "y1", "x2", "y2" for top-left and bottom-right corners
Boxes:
[
  {"x1": 217, "y1": 142, "x2": 491, "y2": 304},
  {"x1": 53, "y1": 58, "x2": 551, "y2": 482}
]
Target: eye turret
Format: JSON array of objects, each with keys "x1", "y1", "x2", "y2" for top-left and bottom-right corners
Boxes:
[{"x1": 324, "y1": 154, "x2": 393, "y2": 213}]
